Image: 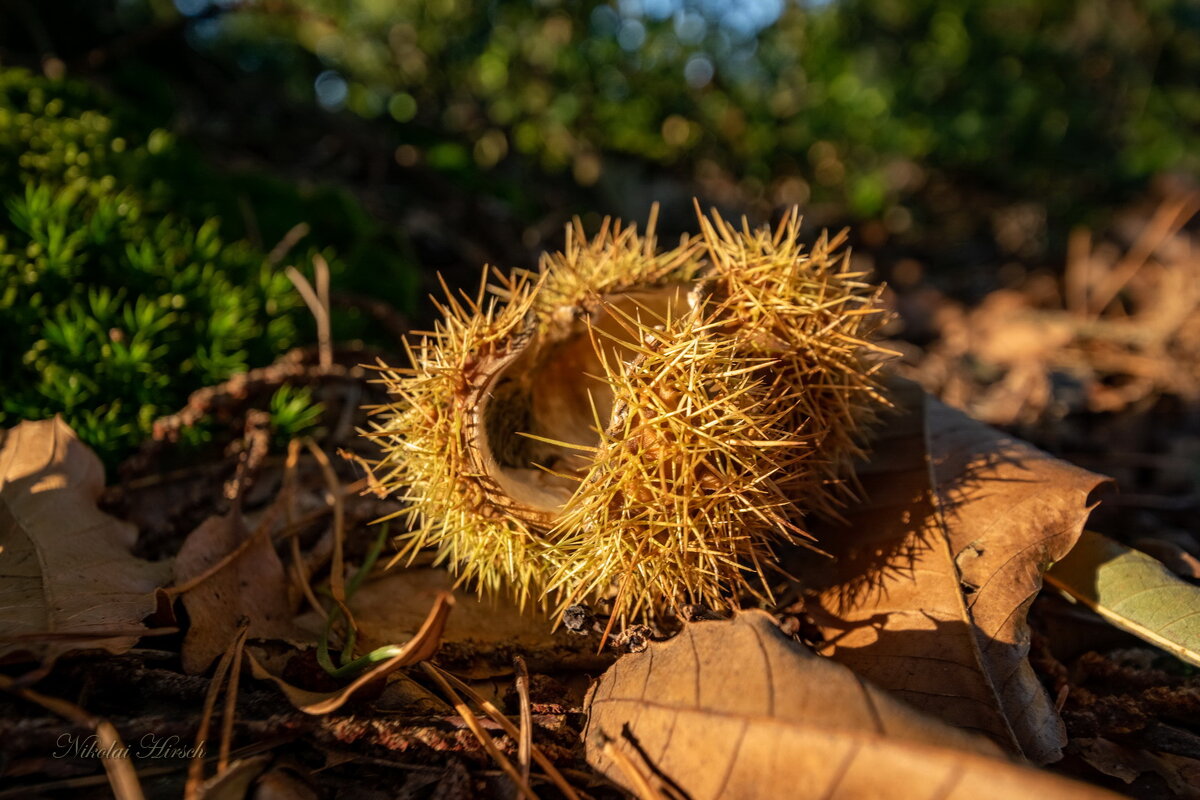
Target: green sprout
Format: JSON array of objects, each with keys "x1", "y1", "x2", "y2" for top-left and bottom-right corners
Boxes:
[{"x1": 268, "y1": 385, "x2": 326, "y2": 442}]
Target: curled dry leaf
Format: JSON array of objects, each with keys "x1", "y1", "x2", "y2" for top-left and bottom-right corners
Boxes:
[
  {"x1": 0, "y1": 417, "x2": 171, "y2": 663},
  {"x1": 1046, "y1": 529, "x2": 1200, "y2": 667},
  {"x1": 247, "y1": 591, "x2": 453, "y2": 714},
  {"x1": 798, "y1": 381, "x2": 1109, "y2": 763},
  {"x1": 174, "y1": 510, "x2": 298, "y2": 674},
  {"x1": 585, "y1": 611, "x2": 1118, "y2": 800}
]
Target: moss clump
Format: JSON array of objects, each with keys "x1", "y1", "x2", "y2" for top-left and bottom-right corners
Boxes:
[{"x1": 0, "y1": 69, "x2": 305, "y2": 464}]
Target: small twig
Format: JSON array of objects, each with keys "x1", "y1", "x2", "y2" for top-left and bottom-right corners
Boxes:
[
  {"x1": 430, "y1": 666, "x2": 581, "y2": 800},
  {"x1": 514, "y1": 655, "x2": 533, "y2": 786},
  {"x1": 218, "y1": 629, "x2": 249, "y2": 772},
  {"x1": 283, "y1": 440, "x2": 328, "y2": 621},
  {"x1": 267, "y1": 222, "x2": 311, "y2": 267},
  {"x1": 286, "y1": 263, "x2": 333, "y2": 371},
  {"x1": 304, "y1": 438, "x2": 348, "y2": 611},
  {"x1": 1088, "y1": 192, "x2": 1200, "y2": 315},
  {"x1": 224, "y1": 409, "x2": 271, "y2": 503},
  {"x1": 146, "y1": 346, "x2": 361, "y2": 445}
]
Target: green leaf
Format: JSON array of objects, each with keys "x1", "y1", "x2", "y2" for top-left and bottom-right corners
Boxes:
[{"x1": 1046, "y1": 530, "x2": 1200, "y2": 668}]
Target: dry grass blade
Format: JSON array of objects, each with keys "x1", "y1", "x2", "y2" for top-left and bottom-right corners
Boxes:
[
  {"x1": 218, "y1": 628, "x2": 249, "y2": 771},
  {"x1": 186, "y1": 625, "x2": 247, "y2": 800},
  {"x1": 0, "y1": 674, "x2": 145, "y2": 800},
  {"x1": 283, "y1": 439, "x2": 327, "y2": 620},
  {"x1": 514, "y1": 654, "x2": 533, "y2": 786},
  {"x1": 430, "y1": 664, "x2": 581, "y2": 800},
  {"x1": 420, "y1": 662, "x2": 539, "y2": 800},
  {"x1": 266, "y1": 222, "x2": 310, "y2": 266},
  {"x1": 304, "y1": 438, "x2": 348, "y2": 613},
  {"x1": 286, "y1": 259, "x2": 332, "y2": 370},
  {"x1": 599, "y1": 737, "x2": 668, "y2": 800}
]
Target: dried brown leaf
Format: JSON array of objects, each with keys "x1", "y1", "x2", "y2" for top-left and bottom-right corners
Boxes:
[
  {"x1": 801, "y1": 381, "x2": 1108, "y2": 762},
  {"x1": 0, "y1": 417, "x2": 170, "y2": 663},
  {"x1": 247, "y1": 591, "x2": 453, "y2": 714},
  {"x1": 175, "y1": 511, "x2": 298, "y2": 674},
  {"x1": 585, "y1": 611, "x2": 1117, "y2": 800},
  {"x1": 1074, "y1": 737, "x2": 1200, "y2": 796}
]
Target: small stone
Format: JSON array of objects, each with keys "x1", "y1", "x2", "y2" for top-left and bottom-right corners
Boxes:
[
  {"x1": 562, "y1": 604, "x2": 595, "y2": 634},
  {"x1": 613, "y1": 624, "x2": 654, "y2": 653}
]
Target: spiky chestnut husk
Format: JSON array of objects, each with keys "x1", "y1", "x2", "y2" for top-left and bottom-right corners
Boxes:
[{"x1": 365, "y1": 208, "x2": 893, "y2": 622}]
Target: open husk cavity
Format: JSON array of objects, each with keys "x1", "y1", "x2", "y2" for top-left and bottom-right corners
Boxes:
[{"x1": 366, "y1": 208, "x2": 893, "y2": 623}]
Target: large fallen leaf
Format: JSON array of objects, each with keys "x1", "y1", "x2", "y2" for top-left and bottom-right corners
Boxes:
[
  {"x1": 174, "y1": 511, "x2": 298, "y2": 674},
  {"x1": 0, "y1": 417, "x2": 170, "y2": 662},
  {"x1": 799, "y1": 381, "x2": 1108, "y2": 763},
  {"x1": 1046, "y1": 529, "x2": 1200, "y2": 667},
  {"x1": 585, "y1": 611, "x2": 1117, "y2": 800}
]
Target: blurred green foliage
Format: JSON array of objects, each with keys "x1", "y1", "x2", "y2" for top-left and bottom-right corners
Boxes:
[
  {"x1": 269, "y1": 384, "x2": 325, "y2": 443},
  {"x1": 0, "y1": 69, "x2": 312, "y2": 463},
  {"x1": 1, "y1": 0, "x2": 1198, "y2": 464},
  {"x1": 209, "y1": 0, "x2": 1199, "y2": 227}
]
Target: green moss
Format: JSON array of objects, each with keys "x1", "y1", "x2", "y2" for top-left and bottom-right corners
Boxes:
[{"x1": 0, "y1": 69, "x2": 308, "y2": 465}]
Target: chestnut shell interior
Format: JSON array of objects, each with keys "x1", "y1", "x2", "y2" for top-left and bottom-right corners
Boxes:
[{"x1": 473, "y1": 285, "x2": 692, "y2": 519}]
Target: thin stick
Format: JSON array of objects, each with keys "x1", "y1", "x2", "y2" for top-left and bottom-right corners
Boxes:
[
  {"x1": 267, "y1": 222, "x2": 310, "y2": 266},
  {"x1": 420, "y1": 663, "x2": 539, "y2": 800},
  {"x1": 601, "y1": 737, "x2": 667, "y2": 800},
  {"x1": 304, "y1": 438, "x2": 348, "y2": 613},
  {"x1": 185, "y1": 626, "x2": 244, "y2": 799},
  {"x1": 314, "y1": 253, "x2": 333, "y2": 370},
  {"x1": 218, "y1": 627, "x2": 249, "y2": 772},
  {"x1": 283, "y1": 439, "x2": 327, "y2": 619},
  {"x1": 1088, "y1": 193, "x2": 1200, "y2": 315},
  {"x1": 286, "y1": 263, "x2": 332, "y2": 370},
  {"x1": 430, "y1": 666, "x2": 581, "y2": 800}
]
